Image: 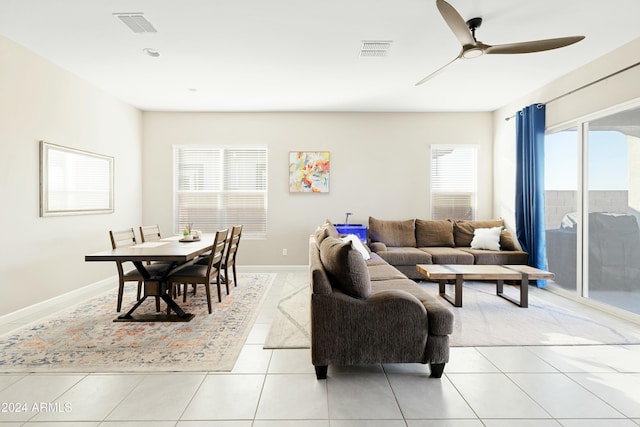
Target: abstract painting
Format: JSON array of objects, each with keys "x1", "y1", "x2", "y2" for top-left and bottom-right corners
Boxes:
[{"x1": 289, "y1": 151, "x2": 330, "y2": 193}]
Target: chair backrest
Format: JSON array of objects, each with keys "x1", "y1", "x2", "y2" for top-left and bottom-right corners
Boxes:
[
  {"x1": 109, "y1": 228, "x2": 137, "y2": 250},
  {"x1": 207, "y1": 229, "x2": 229, "y2": 274},
  {"x1": 139, "y1": 224, "x2": 162, "y2": 243},
  {"x1": 224, "y1": 225, "x2": 243, "y2": 265}
]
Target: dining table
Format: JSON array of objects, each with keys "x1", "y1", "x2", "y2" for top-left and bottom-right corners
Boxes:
[{"x1": 85, "y1": 234, "x2": 214, "y2": 322}]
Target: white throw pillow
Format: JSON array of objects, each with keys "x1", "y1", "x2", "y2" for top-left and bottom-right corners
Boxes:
[
  {"x1": 341, "y1": 234, "x2": 371, "y2": 260},
  {"x1": 470, "y1": 227, "x2": 502, "y2": 251}
]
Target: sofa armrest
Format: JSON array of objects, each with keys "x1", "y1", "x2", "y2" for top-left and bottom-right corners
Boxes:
[
  {"x1": 369, "y1": 241, "x2": 388, "y2": 252},
  {"x1": 311, "y1": 288, "x2": 434, "y2": 366},
  {"x1": 367, "y1": 289, "x2": 427, "y2": 315},
  {"x1": 420, "y1": 297, "x2": 454, "y2": 335}
]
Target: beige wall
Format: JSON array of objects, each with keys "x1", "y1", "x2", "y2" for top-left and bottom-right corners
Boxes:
[
  {"x1": 4, "y1": 26, "x2": 638, "y2": 315},
  {"x1": 142, "y1": 112, "x2": 494, "y2": 265},
  {"x1": 493, "y1": 38, "x2": 640, "y2": 229},
  {"x1": 0, "y1": 35, "x2": 143, "y2": 315}
]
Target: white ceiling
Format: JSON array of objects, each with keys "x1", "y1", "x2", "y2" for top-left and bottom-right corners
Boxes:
[{"x1": 1, "y1": 0, "x2": 639, "y2": 112}]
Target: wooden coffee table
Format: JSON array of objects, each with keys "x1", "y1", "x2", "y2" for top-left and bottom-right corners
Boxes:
[{"x1": 416, "y1": 264, "x2": 554, "y2": 308}]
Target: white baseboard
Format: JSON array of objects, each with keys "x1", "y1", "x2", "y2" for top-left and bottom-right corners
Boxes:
[{"x1": 0, "y1": 276, "x2": 117, "y2": 326}]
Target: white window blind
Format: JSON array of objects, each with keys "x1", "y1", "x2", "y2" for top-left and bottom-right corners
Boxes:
[
  {"x1": 174, "y1": 146, "x2": 268, "y2": 238},
  {"x1": 431, "y1": 145, "x2": 477, "y2": 220},
  {"x1": 40, "y1": 141, "x2": 113, "y2": 216}
]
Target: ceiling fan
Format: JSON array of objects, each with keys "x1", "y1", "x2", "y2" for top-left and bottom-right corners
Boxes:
[{"x1": 415, "y1": 0, "x2": 585, "y2": 86}]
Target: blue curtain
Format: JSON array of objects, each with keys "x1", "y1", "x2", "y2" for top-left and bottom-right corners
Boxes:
[{"x1": 515, "y1": 103, "x2": 547, "y2": 287}]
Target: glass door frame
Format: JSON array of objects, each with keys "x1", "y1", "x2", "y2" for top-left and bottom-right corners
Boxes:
[{"x1": 545, "y1": 98, "x2": 640, "y2": 313}]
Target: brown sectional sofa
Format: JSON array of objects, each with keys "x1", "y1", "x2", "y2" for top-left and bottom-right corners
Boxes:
[
  {"x1": 368, "y1": 217, "x2": 529, "y2": 280},
  {"x1": 310, "y1": 221, "x2": 454, "y2": 380}
]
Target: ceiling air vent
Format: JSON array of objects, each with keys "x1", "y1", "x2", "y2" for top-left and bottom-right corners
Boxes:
[
  {"x1": 360, "y1": 41, "x2": 392, "y2": 57},
  {"x1": 113, "y1": 13, "x2": 157, "y2": 33}
]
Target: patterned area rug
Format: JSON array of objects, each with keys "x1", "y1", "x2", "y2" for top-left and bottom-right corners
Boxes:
[
  {"x1": 264, "y1": 272, "x2": 310, "y2": 349},
  {"x1": 263, "y1": 277, "x2": 640, "y2": 348},
  {"x1": 0, "y1": 273, "x2": 275, "y2": 373}
]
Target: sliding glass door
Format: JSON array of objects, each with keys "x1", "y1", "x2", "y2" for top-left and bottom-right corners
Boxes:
[
  {"x1": 545, "y1": 104, "x2": 640, "y2": 316},
  {"x1": 586, "y1": 109, "x2": 640, "y2": 314},
  {"x1": 544, "y1": 128, "x2": 579, "y2": 292}
]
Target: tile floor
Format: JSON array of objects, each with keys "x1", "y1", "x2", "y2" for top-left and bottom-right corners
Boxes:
[{"x1": 1, "y1": 268, "x2": 640, "y2": 426}]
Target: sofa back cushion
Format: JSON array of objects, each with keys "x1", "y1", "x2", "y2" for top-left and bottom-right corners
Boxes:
[
  {"x1": 309, "y1": 237, "x2": 333, "y2": 295},
  {"x1": 499, "y1": 229, "x2": 519, "y2": 251},
  {"x1": 368, "y1": 217, "x2": 416, "y2": 247},
  {"x1": 415, "y1": 219, "x2": 455, "y2": 247},
  {"x1": 453, "y1": 219, "x2": 504, "y2": 247},
  {"x1": 314, "y1": 219, "x2": 339, "y2": 244},
  {"x1": 320, "y1": 236, "x2": 371, "y2": 299}
]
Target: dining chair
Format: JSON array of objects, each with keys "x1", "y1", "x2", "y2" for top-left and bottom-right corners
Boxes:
[
  {"x1": 139, "y1": 223, "x2": 176, "y2": 270},
  {"x1": 109, "y1": 228, "x2": 165, "y2": 312},
  {"x1": 223, "y1": 225, "x2": 243, "y2": 288},
  {"x1": 168, "y1": 229, "x2": 228, "y2": 314},
  {"x1": 139, "y1": 224, "x2": 162, "y2": 242},
  {"x1": 195, "y1": 224, "x2": 242, "y2": 289}
]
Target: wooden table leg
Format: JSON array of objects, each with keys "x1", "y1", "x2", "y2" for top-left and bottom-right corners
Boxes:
[
  {"x1": 496, "y1": 273, "x2": 529, "y2": 308},
  {"x1": 439, "y1": 274, "x2": 463, "y2": 307},
  {"x1": 439, "y1": 279, "x2": 446, "y2": 294},
  {"x1": 520, "y1": 273, "x2": 529, "y2": 308},
  {"x1": 116, "y1": 265, "x2": 196, "y2": 322},
  {"x1": 454, "y1": 274, "x2": 463, "y2": 307}
]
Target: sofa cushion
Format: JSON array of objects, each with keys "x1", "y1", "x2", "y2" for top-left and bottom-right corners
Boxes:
[
  {"x1": 320, "y1": 236, "x2": 371, "y2": 299},
  {"x1": 367, "y1": 264, "x2": 408, "y2": 281},
  {"x1": 470, "y1": 227, "x2": 502, "y2": 251},
  {"x1": 460, "y1": 248, "x2": 529, "y2": 265},
  {"x1": 375, "y1": 247, "x2": 432, "y2": 265},
  {"x1": 415, "y1": 219, "x2": 455, "y2": 247},
  {"x1": 314, "y1": 220, "x2": 340, "y2": 245},
  {"x1": 365, "y1": 252, "x2": 388, "y2": 266},
  {"x1": 453, "y1": 219, "x2": 504, "y2": 247},
  {"x1": 314, "y1": 226, "x2": 330, "y2": 245},
  {"x1": 369, "y1": 241, "x2": 388, "y2": 252},
  {"x1": 420, "y1": 247, "x2": 474, "y2": 264},
  {"x1": 369, "y1": 217, "x2": 416, "y2": 247},
  {"x1": 500, "y1": 229, "x2": 519, "y2": 251},
  {"x1": 324, "y1": 220, "x2": 340, "y2": 237}
]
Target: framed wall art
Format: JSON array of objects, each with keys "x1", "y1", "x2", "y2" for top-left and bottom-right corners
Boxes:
[{"x1": 289, "y1": 151, "x2": 330, "y2": 193}]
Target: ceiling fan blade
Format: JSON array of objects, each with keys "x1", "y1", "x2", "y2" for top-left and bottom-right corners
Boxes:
[
  {"x1": 436, "y1": 0, "x2": 475, "y2": 47},
  {"x1": 415, "y1": 54, "x2": 461, "y2": 86},
  {"x1": 485, "y1": 35, "x2": 585, "y2": 54}
]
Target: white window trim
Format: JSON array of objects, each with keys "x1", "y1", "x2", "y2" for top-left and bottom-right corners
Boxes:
[
  {"x1": 430, "y1": 144, "x2": 478, "y2": 220},
  {"x1": 173, "y1": 145, "x2": 268, "y2": 239}
]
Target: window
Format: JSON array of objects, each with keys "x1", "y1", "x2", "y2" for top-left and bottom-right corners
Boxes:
[
  {"x1": 174, "y1": 146, "x2": 268, "y2": 239},
  {"x1": 544, "y1": 103, "x2": 640, "y2": 316},
  {"x1": 39, "y1": 141, "x2": 113, "y2": 216},
  {"x1": 430, "y1": 145, "x2": 477, "y2": 220}
]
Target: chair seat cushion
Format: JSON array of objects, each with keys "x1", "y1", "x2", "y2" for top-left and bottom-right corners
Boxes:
[
  {"x1": 168, "y1": 264, "x2": 208, "y2": 280},
  {"x1": 123, "y1": 263, "x2": 173, "y2": 279},
  {"x1": 195, "y1": 255, "x2": 209, "y2": 265}
]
